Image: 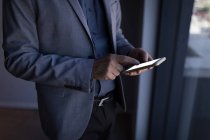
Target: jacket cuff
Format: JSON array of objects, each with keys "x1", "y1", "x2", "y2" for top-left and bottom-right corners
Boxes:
[{"x1": 64, "y1": 59, "x2": 94, "y2": 93}]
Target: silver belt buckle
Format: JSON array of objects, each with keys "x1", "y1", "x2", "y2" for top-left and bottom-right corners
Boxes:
[{"x1": 98, "y1": 97, "x2": 110, "y2": 107}]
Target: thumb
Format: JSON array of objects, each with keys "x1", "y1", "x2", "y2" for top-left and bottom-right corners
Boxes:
[{"x1": 115, "y1": 55, "x2": 140, "y2": 66}]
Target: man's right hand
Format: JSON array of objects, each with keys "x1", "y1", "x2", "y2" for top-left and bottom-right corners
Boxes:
[{"x1": 92, "y1": 54, "x2": 140, "y2": 80}]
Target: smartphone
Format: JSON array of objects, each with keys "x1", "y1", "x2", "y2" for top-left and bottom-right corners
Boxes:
[{"x1": 123, "y1": 57, "x2": 166, "y2": 73}]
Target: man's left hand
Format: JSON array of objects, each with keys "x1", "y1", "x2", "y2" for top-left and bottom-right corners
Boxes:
[{"x1": 125, "y1": 48, "x2": 153, "y2": 76}]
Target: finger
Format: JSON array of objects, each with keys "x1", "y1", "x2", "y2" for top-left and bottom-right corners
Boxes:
[
  {"x1": 129, "y1": 71, "x2": 139, "y2": 76},
  {"x1": 116, "y1": 55, "x2": 140, "y2": 66},
  {"x1": 111, "y1": 67, "x2": 120, "y2": 77},
  {"x1": 124, "y1": 69, "x2": 148, "y2": 76},
  {"x1": 109, "y1": 62, "x2": 121, "y2": 76},
  {"x1": 106, "y1": 73, "x2": 116, "y2": 80},
  {"x1": 133, "y1": 70, "x2": 144, "y2": 75},
  {"x1": 115, "y1": 63, "x2": 124, "y2": 72},
  {"x1": 137, "y1": 70, "x2": 142, "y2": 74},
  {"x1": 133, "y1": 71, "x2": 140, "y2": 75},
  {"x1": 148, "y1": 54, "x2": 153, "y2": 61},
  {"x1": 112, "y1": 62, "x2": 124, "y2": 72},
  {"x1": 124, "y1": 72, "x2": 134, "y2": 76},
  {"x1": 138, "y1": 69, "x2": 147, "y2": 73},
  {"x1": 141, "y1": 53, "x2": 149, "y2": 62},
  {"x1": 149, "y1": 66, "x2": 154, "y2": 70},
  {"x1": 124, "y1": 71, "x2": 139, "y2": 76}
]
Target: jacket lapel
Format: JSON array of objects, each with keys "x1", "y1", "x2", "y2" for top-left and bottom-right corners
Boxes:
[
  {"x1": 66, "y1": 0, "x2": 92, "y2": 41},
  {"x1": 102, "y1": 0, "x2": 117, "y2": 53},
  {"x1": 67, "y1": 0, "x2": 116, "y2": 53}
]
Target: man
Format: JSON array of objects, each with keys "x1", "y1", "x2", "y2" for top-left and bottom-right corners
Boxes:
[{"x1": 3, "y1": 0, "x2": 152, "y2": 139}]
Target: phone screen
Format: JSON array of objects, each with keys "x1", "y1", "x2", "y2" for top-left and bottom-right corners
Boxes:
[{"x1": 124, "y1": 57, "x2": 166, "y2": 72}]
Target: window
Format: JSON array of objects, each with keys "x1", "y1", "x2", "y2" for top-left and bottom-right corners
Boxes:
[{"x1": 179, "y1": 0, "x2": 210, "y2": 139}]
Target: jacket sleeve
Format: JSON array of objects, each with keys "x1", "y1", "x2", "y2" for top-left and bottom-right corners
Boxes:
[
  {"x1": 115, "y1": 1, "x2": 135, "y2": 56},
  {"x1": 2, "y1": 0, "x2": 94, "y2": 93}
]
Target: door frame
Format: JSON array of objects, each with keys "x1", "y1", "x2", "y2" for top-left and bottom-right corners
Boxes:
[{"x1": 148, "y1": 0, "x2": 195, "y2": 140}]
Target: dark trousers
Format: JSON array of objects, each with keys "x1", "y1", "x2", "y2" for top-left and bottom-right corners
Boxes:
[{"x1": 80, "y1": 99, "x2": 122, "y2": 140}]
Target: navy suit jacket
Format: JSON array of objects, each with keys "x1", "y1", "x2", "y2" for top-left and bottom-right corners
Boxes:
[{"x1": 3, "y1": 0, "x2": 134, "y2": 139}]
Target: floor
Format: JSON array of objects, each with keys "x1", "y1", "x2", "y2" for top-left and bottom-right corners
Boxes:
[
  {"x1": 0, "y1": 108, "x2": 49, "y2": 140},
  {"x1": 0, "y1": 108, "x2": 131, "y2": 140}
]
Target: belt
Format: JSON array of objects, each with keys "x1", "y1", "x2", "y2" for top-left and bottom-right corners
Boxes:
[{"x1": 94, "y1": 92, "x2": 114, "y2": 107}]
